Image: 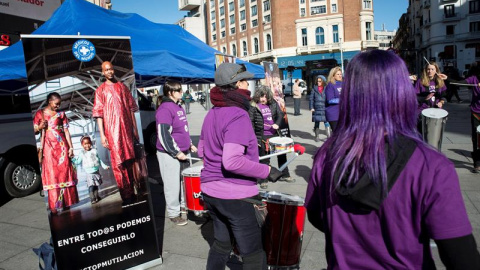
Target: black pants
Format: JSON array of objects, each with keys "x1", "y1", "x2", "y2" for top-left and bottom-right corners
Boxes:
[
  {"x1": 293, "y1": 98, "x2": 301, "y2": 115},
  {"x1": 471, "y1": 113, "x2": 480, "y2": 168},
  {"x1": 329, "y1": 121, "x2": 338, "y2": 132},
  {"x1": 203, "y1": 194, "x2": 266, "y2": 270}
]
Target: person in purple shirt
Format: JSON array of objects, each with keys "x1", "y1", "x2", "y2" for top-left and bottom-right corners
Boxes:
[
  {"x1": 414, "y1": 62, "x2": 447, "y2": 110},
  {"x1": 198, "y1": 63, "x2": 283, "y2": 270},
  {"x1": 156, "y1": 80, "x2": 197, "y2": 226},
  {"x1": 325, "y1": 66, "x2": 342, "y2": 131},
  {"x1": 445, "y1": 64, "x2": 480, "y2": 172},
  {"x1": 305, "y1": 50, "x2": 480, "y2": 270}
]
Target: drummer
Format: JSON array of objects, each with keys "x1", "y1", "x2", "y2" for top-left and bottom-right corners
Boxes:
[
  {"x1": 198, "y1": 63, "x2": 283, "y2": 269},
  {"x1": 156, "y1": 80, "x2": 197, "y2": 226},
  {"x1": 414, "y1": 62, "x2": 447, "y2": 110}
]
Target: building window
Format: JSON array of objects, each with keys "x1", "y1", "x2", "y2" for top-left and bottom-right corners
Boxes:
[
  {"x1": 315, "y1": 27, "x2": 325, "y2": 44},
  {"x1": 301, "y1": 28, "x2": 308, "y2": 46},
  {"x1": 252, "y1": 19, "x2": 258, "y2": 27},
  {"x1": 300, "y1": 8, "x2": 306, "y2": 16},
  {"x1": 220, "y1": 19, "x2": 225, "y2": 28},
  {"x1": 470, "y1": 21, "x2": 480, "y2": 32},
  {"x1": 212, "y1": 34, "x2": 216, "y2": 41},
  {"x1": 254, "y1": 38, "x2": 259, "y2": 53},
  {"x1": 332, "y1": 3, "x2": 337, "y2": 12},
  {"x1": 221, "y1": 31, "x2": 226, "y2": 38},
  {"x1": 466, "y1": 43, "x2": 480, "y2": 57},
  {"x1": 366, "y1": 22, "x2": 372, "y2": 40},
  {"x1": 222, "y1": 47, "x2": 226, "y2": 54},
  {"x1": 311, "y1": 0, "x2": 324, "y2": 2},
  {"x1": 211, "y1": 11, "x2": 216, "y2": 20},
  {"x1": 363, "y1": 0, "x2": 372, "y2": 9},
  {"x1": 240, "y1": 10, "x2": 246, "y2": 20},
  {"x1": 241, "y1": 23, "x2": 247, "y2": 31},
  {"x1": 252, "y1": 5, "x2": 258, "y2": 16},
  {"x1": 243, "y1": 41, "x2": 248, "y2": 56},
  {"x1": 240, "y1": 0, "x2": 245, "y2": 7},
  {"x1": 229, "y1": 1, "x2": 235, "y2": 11},
  {"x1": 212, "y1": 22, "x2": 216, "y2": 31},
  {"x1": 470, "y1": 0, "x2": 480, "y2": 14},
  {"x1": 231, "y1": 27, "x2": 236, "y2": 34},
  {"x1": 232, "y1": 44, "x2": 237, "y2": 57},
  {"x1": 220, "y1": 0, "x2": 224, "y2": 3},
  {"x1": 220, "y1": 6, "x2": 225, "y2": 16},
  {"x1": 300, "y1": 0, "x2": 305, "y2": 3},
  {"x1": 446, "y1": 25, "x2": 454, "y2": 35},
  {"x1": 264, "y1": 0, "x2": 270, "y2": 11},
  {"x1": 230, "y1": 15, "x2": 235, "y2": 24},
  {"x1": 333, "y1": 25, "x2": 339, "y2": 43},
  {"x1": 444, "y1": 4, "x2": 455, "y2": 18},
  {"x1": 311, "y1": 6, "x2": 326, "y2": 15},
  {"x1": 267, "y1": 34, "x2": 272, "y2": 50},
  {"x1": 264, "y1": 14, "x2": 271, "y2": 23},
  {"x1": 210, "y1": 0, "x2": 214, "y2": 8}
]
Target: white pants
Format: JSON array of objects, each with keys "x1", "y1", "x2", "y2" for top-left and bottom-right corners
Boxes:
[{"x1": 156, "y1": 151, "x2": 186, "y2": 218}]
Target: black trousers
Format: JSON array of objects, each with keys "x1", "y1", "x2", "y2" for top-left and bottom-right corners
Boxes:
[{"x1": 471, "y1": 113, "x2": 480, "y2": 168}]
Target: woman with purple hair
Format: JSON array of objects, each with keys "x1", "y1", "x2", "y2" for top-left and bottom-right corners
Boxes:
[{"x1": 305, "y1": 50, "x2": 480, "y2": 269}]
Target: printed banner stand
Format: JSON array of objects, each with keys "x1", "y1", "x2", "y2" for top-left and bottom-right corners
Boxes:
[{"x1": 21, "y1": 35, "x2": 162, "y2": 270}]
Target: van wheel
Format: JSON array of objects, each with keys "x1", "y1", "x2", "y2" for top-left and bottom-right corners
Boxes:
[{"x1": 4, "y1": 160, "x2": 41, "y2": 197}]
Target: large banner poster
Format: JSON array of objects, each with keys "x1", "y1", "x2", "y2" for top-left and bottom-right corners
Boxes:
[
  {"x1": 214, "y1": 53, "x2": 235, "y2": 67},
  {"x1": 262, "y1": 62, "x2": 291, "y2": 137},
  {"x1": 21, "y1": 35, "x2": 161, "y2": 270}
]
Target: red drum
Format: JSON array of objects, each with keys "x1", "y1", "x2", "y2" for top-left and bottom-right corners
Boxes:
[
  {"x1": 182, "y1": 166, "x2": 205, "y2": 212},
  {"x1": 261, "y1": 191, "x2": 306, "y2": 269}
]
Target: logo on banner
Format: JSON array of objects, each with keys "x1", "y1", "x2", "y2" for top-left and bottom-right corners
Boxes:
[{"x1": 72, "y1": 39, "x2": 96, "y2": 62}]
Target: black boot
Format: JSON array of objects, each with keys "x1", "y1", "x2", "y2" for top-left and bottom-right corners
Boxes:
[
  {"x1": 93, "y1": 187, "x2": 101, "y2": 202},
  {"x1": 314, "y1": 128, "x2": 320, "y2": 142},
  {"x1": 89, "y1": 186, "x2": 96, "y2": 204}
]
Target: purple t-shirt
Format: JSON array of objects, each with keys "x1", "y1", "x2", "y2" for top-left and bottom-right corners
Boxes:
[
  {"x1": 305, "y1": 143, "x2": 472, "y2": 269},
  {"x1": 414, "y1": 79, "x2": 447, "y2": 110},
  {"x1": 200, "y1": 107, "x2": 265, "y2": 199},
  {"x1": 325, "y1": 81, "x2": 342, "y2": 121},
  {"x1": 155, "y1": 101, "x2": 191, "y2": 152},
  {"x1": 466, "y1": 76, "x2": 480, "y2": 113},
  {"x1": 259, "y1": 104, "x2": 276, "y2": 136}
]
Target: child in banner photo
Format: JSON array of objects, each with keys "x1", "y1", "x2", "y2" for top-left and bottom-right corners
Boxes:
[{"x1": 72, "y1": 136, "x2": 110, "y2": 204}]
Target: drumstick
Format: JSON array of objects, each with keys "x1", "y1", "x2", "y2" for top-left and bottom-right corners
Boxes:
[
  {"x1": 188, "y1": 156, "x2": 202, "y2": 161},
  {"x1": 278, "y1": 144, "x2": 305, "y2": 171},
  {"x1": 259, "y1": 148, "x2": 294, "y2": 160}
]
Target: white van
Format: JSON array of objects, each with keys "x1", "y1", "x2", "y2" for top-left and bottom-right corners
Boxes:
[{"x1": 282, "y1": 79, "x2": 307, "y2": 96}]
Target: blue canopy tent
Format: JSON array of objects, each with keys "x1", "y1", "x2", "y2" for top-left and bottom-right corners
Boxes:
[{"x1": 0, "y1": 0, "x2": 264, "y2": 85}]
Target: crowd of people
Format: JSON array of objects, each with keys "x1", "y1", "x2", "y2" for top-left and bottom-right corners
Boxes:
[{"x1": 34, "y1": 51, "x2": 480, "y2": 268}]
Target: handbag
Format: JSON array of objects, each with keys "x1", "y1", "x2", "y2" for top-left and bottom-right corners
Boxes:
[
  {"x1": 242, "y1": 195, "x2": 268, "y2": 227},
  {"x1": 32, "y1": 238, "x2": 57, "y2": 270},
  {"x1": 37, "y1": 109, "x2": 46, "y2": 165}
]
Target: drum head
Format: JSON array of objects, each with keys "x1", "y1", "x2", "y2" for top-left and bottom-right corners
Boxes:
[
  {"x1": 269, "y1": 136, "x2": 294, "y2": 145},
  {"x1": 477, "y1": 125, "x2": 480, "y2": 133},
  {"x1": 182, "y1": 165, "x2": 204, "y2": 176},
  {"x1": 421, "y1": 108, "x2": 448, "y2": 119},
  {"x1": 263, "y1": 191, "x2": 304, "y2": 206}
]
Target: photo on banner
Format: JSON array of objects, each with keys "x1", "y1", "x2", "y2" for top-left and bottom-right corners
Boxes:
[
  {"x1": 214, "y1": 53, "x2": 235, "y2": 68},
  {"x1": 21, "y1": 35, "x2": 161, "y2": 270},
  {"x1": 262, "y1": 61, "x2": 291, "y2": 137}
]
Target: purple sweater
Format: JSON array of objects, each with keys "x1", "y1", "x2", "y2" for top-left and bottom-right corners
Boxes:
[
  {"x1": 199, "y1": 107, "x2": 269, "y2": 199},
  {"x1": 325, "y1": 81, "x2": 342, "y2": 121}
]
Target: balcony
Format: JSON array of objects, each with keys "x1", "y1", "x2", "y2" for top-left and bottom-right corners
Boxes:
[
  {"x1": 178, "y1": 0, "x2": 201, "y2": 11},
  {"x1": 296, "y1": 43, "x2": 341, "y2": 54},
  {"x1": 424, "y1": 0, "x2": 430, "y2": 8},
  {"x1": 443, "y1": 13, "x2": 460, "y2": 22},
  {"x1": 362, "y1": 40, "x2": 379, "y2": 48}
]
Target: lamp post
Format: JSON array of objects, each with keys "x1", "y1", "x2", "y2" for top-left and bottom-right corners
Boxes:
[{"x1": 340, "y1": 37, "x2": 344, "y2": 73}]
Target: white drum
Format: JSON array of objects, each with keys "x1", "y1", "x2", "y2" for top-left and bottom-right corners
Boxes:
[
  {"x1": 268, "y1": 136, "x2": 294, "y2": 153},
  {"x1": 421, "y1": 108, "x2": 448, "y2": 151},
  {"x1": 476, "y1": 125, "x2": 480, "y2": 150}
]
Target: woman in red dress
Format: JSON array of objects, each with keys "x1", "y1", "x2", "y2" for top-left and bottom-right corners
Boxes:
[{"x1": 34, "y1": 92, "x2": 78, "y2": 214}]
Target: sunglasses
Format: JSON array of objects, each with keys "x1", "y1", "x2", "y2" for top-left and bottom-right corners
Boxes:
[{"x1": 231, "y1": 64, "x2": 247, "y2": 80}]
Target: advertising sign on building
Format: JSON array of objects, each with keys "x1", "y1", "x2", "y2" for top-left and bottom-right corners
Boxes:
[{"x1": 0, "y1": 0, "x2": 62, "y2": 21}]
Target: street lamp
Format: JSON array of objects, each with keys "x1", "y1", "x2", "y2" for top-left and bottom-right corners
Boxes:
[{"x1": 340, "y1": 37, "x2": 344, "y2": 73}]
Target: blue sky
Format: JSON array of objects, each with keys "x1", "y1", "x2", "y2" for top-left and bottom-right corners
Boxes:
[{"x1": 113, "y1": 0, "x2": 407, "y2": 31}]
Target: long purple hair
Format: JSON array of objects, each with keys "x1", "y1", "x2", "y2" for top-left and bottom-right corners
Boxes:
[{"x1": 315, "y1": 50, "x2": 422, "y2": 192}]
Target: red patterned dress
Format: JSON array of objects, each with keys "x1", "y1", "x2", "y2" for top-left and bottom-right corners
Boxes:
[
  {"x1": 34, "y1": 110, "x2": 79, "y2": 212},
  {"x1": 92, "y1": 82, "x2": 139, "y2": 201}
]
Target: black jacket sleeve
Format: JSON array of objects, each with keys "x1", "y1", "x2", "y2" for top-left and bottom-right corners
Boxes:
[{"x1": 435, "y1": 234, "x2": 480, "y2": 270}]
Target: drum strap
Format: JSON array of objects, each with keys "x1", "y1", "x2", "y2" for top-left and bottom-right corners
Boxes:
[
  {"x1": 473, "y1": 112, "x2": 480, "y2": 122},
  {"x1": 241, "y1": 195, "x2": 267, "y2": 227}
]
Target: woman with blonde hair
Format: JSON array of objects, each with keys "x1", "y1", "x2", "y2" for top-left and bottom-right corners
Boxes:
[
  {"x1": 414, "y1": 62, "x2": 447, "y2": 110},
  {"x1": 325, "y1": 66, "x2": 343, "y2": 131}
]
